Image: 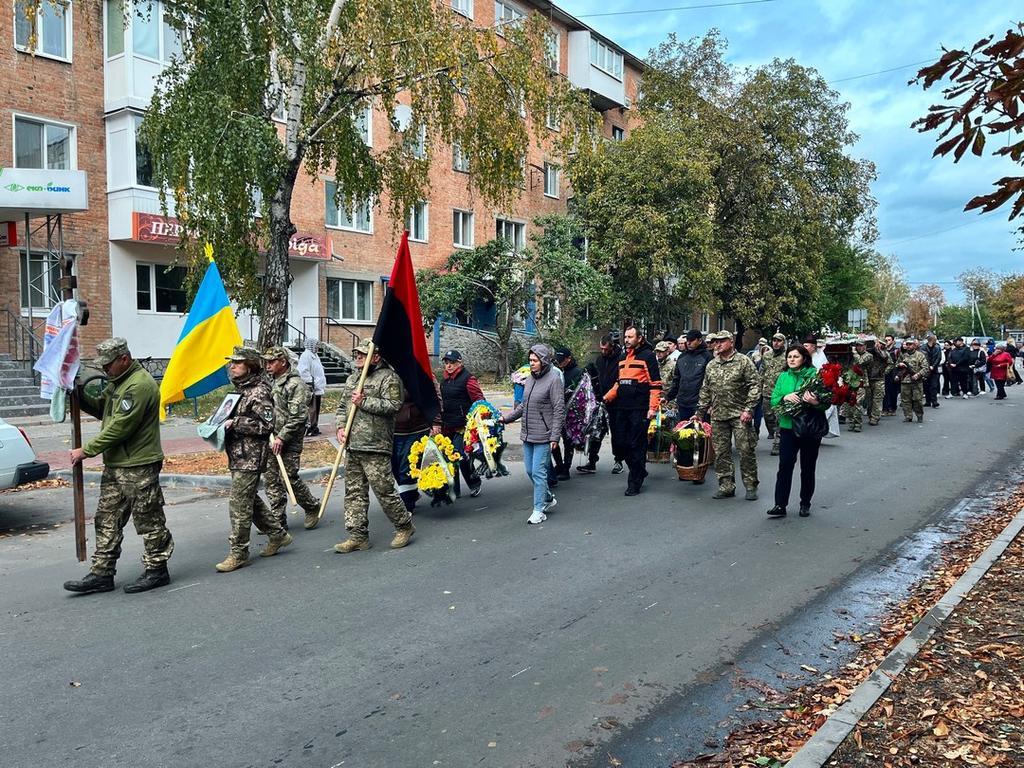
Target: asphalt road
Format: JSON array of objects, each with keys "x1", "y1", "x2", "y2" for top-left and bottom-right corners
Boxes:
[{"x1": 1, "y1": 395, "x2": 1020, "y2": 768}]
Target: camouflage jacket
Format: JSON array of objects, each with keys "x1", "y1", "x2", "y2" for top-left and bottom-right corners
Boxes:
[
  {"x1": 225, "y1": 372, "x2": 274, "y2": 471},
  {"x1": 271, "y1": 369, "x2": 310, "y2": 449},
  {"x1": 336, "y1": 363, "x2": 402, "y2": 454},
  {"x1": 896, "y1": 350, "x2": 929, "y2": 383},
  {"x1": 698, "y1": 352, "x2": 761, "y2": 421},
  {"x1": 863, "y1": 346, "x2": 892, "y2": 381},
  {"x1": 852, "y1": 352, "x2": 873, "y2": 386},
  {"x1": 760, "y1": 348, "x2": 787, "y2": 399}
]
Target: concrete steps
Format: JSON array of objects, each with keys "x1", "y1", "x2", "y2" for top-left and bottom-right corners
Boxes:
[{"x1": 0, "y1": 357, "x2": 49, "y2": 418}]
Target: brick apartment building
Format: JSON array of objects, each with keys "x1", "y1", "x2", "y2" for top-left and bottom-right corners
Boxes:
[{"x1": 0, "y1": 0, "x2": 651, "y2": 364}]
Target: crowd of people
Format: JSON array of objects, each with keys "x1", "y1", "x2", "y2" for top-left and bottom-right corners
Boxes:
[{"x1": 60, "y1": 326, "x2": 1022, "y2": 595}]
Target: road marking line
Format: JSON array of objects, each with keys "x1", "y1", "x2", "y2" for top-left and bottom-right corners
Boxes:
[
  {"x1": 167, "y1": 582, "x2": 200, "y2": 593},
  {"x1": 510, "y1": 666, "x2": 531, "y2": 679}
]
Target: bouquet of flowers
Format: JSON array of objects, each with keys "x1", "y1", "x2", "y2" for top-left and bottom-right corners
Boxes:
[
  {"x1": 647, "y1": 406, "x2": 675, "y2": 460},
  {"x1": 463, "y1": 400, "x2": 510, "y2": 479},
  {"x1": 670, "y1": 419, "x2": 713, "y2": 468},
  {"x1": 409, "y1": 434, "x2": 462, "y2": 506},
  {"x1": 776, "y1": 363, "x2": 847, "y2": 418}
]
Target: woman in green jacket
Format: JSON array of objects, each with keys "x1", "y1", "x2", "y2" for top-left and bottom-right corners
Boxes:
[{"x1": 768, "y1": 345, "x2": 827, "y2": 518}]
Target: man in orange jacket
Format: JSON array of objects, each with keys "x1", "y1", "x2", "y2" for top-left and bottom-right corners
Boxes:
[{"x1": 602, "y1": 326, "x2": 662, "y2": 496}]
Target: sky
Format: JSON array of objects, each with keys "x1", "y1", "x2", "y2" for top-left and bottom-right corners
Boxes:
[{"x1": 559, "y1": 0, "x2": 1021, "y2": 305}]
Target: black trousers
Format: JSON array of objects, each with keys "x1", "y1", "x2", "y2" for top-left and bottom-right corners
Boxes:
[
  {"x1": 996, "y1": 379, "x2": 1007, "y2": 398},
  {"x1": 951, "y1": 369, "x2": 971, "y2": 396},
  {"x1": 774, "y1": 428, "x2": 821, "y2": 509},
  {"x1": 553, "y1": 439, "x2": 575, "y2": 476},
  {"x1": 924, "y1": 372, "x2": 940, "y2": 404},
  {"x1": 941, "y1": 367, "x2": 951, "y2": 396},
  {"x1": 612, "y1": 409, "x2": 649, "y2": 490},
  {"x1": 608, "y1": 408, "x2": 627, "y2": 464},
  {"x1": 883, "y1": 374, "x2": 899, "y2": 412}
]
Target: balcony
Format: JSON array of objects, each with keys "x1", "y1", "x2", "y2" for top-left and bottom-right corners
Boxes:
[{"x1": 566, "y1": 30, "x2": 626, "y2": 111}]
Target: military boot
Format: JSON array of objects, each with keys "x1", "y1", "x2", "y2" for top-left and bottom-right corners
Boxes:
[
  {"x1": 334, "y1": 537, "x2": 370, "y2": 554},
  {"x1": 215, "y1": 553, "x2": 250, "y2": 573},
  {"x1": 712, "y1": 487, "x2": 735, "y2": 499},
  {"x1": 260, "y1": 531, "x2": 294, "y2": 558},
  {"x1": 304, "y1": 509, "x2": 321, "y2": 530},
  {"x1": 63, "y1": 572, "x2": 115, "y2": 594},
  {"x1": 390, "y1": 523, "x2": 416, "y2": 549},
  {"x1": 123, "y1": 565, "x2": 171, "y2": 593}
]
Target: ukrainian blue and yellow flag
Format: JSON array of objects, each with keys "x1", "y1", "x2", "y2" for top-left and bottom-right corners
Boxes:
[{"x1": 159, "y1": 245, "x2": 243, "y2": 419}]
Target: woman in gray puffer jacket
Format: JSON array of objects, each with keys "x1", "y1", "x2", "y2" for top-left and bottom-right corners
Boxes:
[{"x1": 502, "y1": 344, "x2": 565, "y2": 524}]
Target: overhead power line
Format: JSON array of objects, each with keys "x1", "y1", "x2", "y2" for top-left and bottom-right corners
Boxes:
[
  {"x1": 575, "y1": 0, "x2": 778, "y2": 19},
  {"x1": 828, "y1": 58, "x2": 936, "y2": 84},
  {"x1": 878, "y1": 212, "x2": 1003, "y2": 247}
]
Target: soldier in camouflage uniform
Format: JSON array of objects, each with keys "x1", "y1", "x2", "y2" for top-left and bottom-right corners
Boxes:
[
  {"x1": 334, "y1": 341, "x2": 415, "y2": 552},
  {"x1": 697, "y1": 330, "x2": 761, "y2": 500},
  {"x1": 63, "y1": 339, "x2": 173, "y2": 595},
  {"x1": 844, "y1": 341, "x2": 873, "y2": 432},
  {"x1": 760, "y1": 333, "x2": 787, "y2": 455},
  {"x1": 862, "y1": 338, "x2": 892, "y2": 425},
  {"x1": 216, "y1": 346, "x2": 292, "y2": 572},
  {"x1": 262, "y1": 346, "x2": 322, "y2": 531},
  {"x1": 895, "y1": 338, "x2": 929, "y2": 423}
]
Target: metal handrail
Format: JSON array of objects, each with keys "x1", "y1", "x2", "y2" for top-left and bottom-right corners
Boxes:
[
  {"x1": 244, "y1": 316, "x2": 308, "y2": 347},
  {"x1": 2, "y1": 307, "x2": 43, "y2": 371},
  {"x1": 302, "y1": 316, "x2": 361, "y2": 351}
]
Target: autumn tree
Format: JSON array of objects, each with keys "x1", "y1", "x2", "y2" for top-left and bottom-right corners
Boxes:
[
  {"x1": 989, "y1": 273, "x2": 1024, "y2": 329},
  {"x1": 904, "y1": 283, "x2": 946, "y2": 337},
  {"x1": 29, "y1": 0, "x2": 595, "y2": 346},
  {"x1": 863, "y1": 252, "x2": 910, "y2": 334},
  {"x1": 912, "y1": 24, "x2": 1024, "y2": 236}
]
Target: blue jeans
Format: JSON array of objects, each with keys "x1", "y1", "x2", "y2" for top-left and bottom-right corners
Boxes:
[{"x1": 522, "y1": 441, "x2": 553, "y2": 513}]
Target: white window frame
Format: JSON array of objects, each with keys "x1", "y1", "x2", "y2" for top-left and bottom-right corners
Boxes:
[
  {"x1": 327, "y1": 277, "x2": 374, "y2": 324},
  {"x1": 700, "y1": 312, "x2": 710, "y2": 334},
  {"x1": 410, "y1": 124, "x2": 427, "y2": 159},
  {"x1": 12, "y1": 113, "x2": 77, "y2": 170},
  {"x1": 543, "y1": 162, "x2": 559, "y2": 199},
  {"x1": 589, "y1": 38, "x2": 624, "y2": 81},
  {"x1": 354, "y1": 102, "x2": 373, "y2": 147},
  {"x1": 717, "y1": 311, "x2": 726, "y2": 331},
  {"x1": 452, "y1": 142, "x2": 470, "y2": 173},
  {"x1": 135, "y1": 261, "x2": 189, "y2": 315},
  {"x1": 451, "y1": 0, "x2": 473, "y2": 18},
  {"x1": 132, "y1": 113, "x2": 156, "y2": 189},
  {"x1": 545, "y1": 101, "x2": 561, "y2": 131},
  {"x1": 453, "y1": 209, "x2": 474, "y2": 249},
  {"x1": 124, "y1": 0, "x2": 181, "y2": 64},
  {"x1": 406, "y1": 201, "x2": 429, "y2": 243},
  {"x1": 494, "y1": 0, "x2": 525, "y2": 34},
  {"x1": 325, "y1": 181, "x2": 373, "y2": 234},
  {"x1": 611, "y1": 126, "x2": 624, "y2": 142},
  {"x1": 545, "y1": 29, "x2": 560, "y2": 72},
  {"x1": 14, "y1": 0, "x2": 73, "y2": 63},
  {"x1": 19, "y1": 250, "x2": 63, "y2": 313},
  {"x1": 541, "y1": 296, "x2": 560, "y2": 329},
  {"x1": 496, "y1": 217, "x2": 525, "y2": 253}
]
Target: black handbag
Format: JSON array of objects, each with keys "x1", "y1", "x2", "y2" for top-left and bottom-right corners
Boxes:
[{"x1": 792, "y1": 407, "x2": 829, "y2": 441}]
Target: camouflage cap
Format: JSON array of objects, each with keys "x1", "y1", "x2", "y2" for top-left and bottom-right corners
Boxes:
[
  {"x1": 706, "y1": 331, "x2": 723, "y2": 342},
  {"x1": 353, "y1": 340, "x2": 373, "y2": 356},
  {"x1": 716, "y1": 329, "x2": 735, "y2": 341},
  {"x1": 95, "y1": 337, "x2": 130, "y2": 366},
  {"x1": 654, "y1": 341, "x2": 672, "y2": 353},
  {"x1": 226, "y1": 345, "x2": 262, "y2": 365},
  {"x1": 260, "y1": 345, "x2": 290, "y2": 361},
  {"x1": 772, "y1": 332, "x2": 786, "y2": 341}
]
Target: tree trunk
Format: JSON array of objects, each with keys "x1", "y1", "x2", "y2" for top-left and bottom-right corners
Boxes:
[
  {"x1": 735, "y1": 318, "x2": 746, "y2": 351},
  {"x1": 259, "y1": 162, "x2": 300, "y2": 348}
]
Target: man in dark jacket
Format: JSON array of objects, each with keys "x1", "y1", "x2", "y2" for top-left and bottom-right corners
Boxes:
[
  {"x1": 579, "y1": 334, "x2": 621, "y2": 474},
  {"x1": 602, "y1": 326, "x2": 662, "y2": 496},
  {"x1": 553, "y1": 346, "x2": 585, "y2": 480},
  {"x1": 947, "y1": 337, "x2": 972, "y2": 398},
  {"x1": 666, "y1": 329, "x2": 714, "y2": 422},
  {"x1": 922, "y1": 334, "x2": 943, "y2": 408},
  {"x1": 439, "y1": 350, "x2": 483, "y2": 497}
]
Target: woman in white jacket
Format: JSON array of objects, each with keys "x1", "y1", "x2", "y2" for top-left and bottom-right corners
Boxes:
[{"x1": 298, "y1": 339, "x2": 327, "y2": 436}]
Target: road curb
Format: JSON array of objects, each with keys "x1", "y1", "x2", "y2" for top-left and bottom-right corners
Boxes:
[
  {"x1": 784, "y1": 498, "x2": 1024, "y2": 767},
  {"x1": 54, "y1": 466, "x2": 338, "y2": 490}
]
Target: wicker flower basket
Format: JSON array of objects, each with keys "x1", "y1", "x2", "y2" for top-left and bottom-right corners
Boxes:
[{"x1": 671, "y1": 421, "x2": 715, "y2": 481}]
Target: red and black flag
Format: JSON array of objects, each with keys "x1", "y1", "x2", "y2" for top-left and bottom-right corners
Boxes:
[{"x1": 372, "y1": 231, "x2": 439, "y2": 421}]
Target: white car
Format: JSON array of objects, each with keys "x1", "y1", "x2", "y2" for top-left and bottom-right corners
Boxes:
[{"x1": 0, "y1": 417, "x2": 49, "y2": 490}]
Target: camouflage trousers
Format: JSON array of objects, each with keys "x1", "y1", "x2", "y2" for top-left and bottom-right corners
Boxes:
[
  {"x1": 711, "y1": 417, "x2": 758, "y2": 494},
  {"x1": 901, "y1": 382, "x2": 925, "y2": 419},
  {"x1": 762, "y1": 396, "x2": 780, "y2": 453},
  {"x1": 344, "y1": 450, "x2": 412, "y2": 541},
  {"x1": 91, "y1": 462, "x2": 173, "y2": 576},
  {"x1": 865, "y1": 380, "x2": 884, "y2": 424},
  {"x1": 264, "y1": 446, "x2": 321, "y2": 524},
  {"x1": 228, "y1": 469, "x2": 285, "y2": 558},
  {"x1": 843, "y1": 389, "x2": 865, "y2": 430}
]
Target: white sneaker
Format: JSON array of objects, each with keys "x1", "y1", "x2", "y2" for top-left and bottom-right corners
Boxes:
[
  {"x1": 962, "y1": 394, "x2": 969, "y2": 399},
  {"x1": 944, "y1": 395, "x2": 952, "y2": 400},
  {"x1": 543, "y1": 496, "x2": 558, "y2": 512},
  {"x1": 527, "y1": 510, "x2": 547, "y2": 525}
]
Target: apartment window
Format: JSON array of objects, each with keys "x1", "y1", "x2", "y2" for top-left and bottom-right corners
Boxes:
[
  {"x1": 611, "y1": 126, "x2": 624, "y2": 141},
  {"x1": 494, "y1": 1, "x2": 524, "y2": 33},
  {"x1": 20, "y1": 252, "x2": 62, "y2": 310},
  {"x1": 354, "y1": 103, "x2": 372, "y2": 146},
  {"x1": 496, "y1": 218, "x2": 525, "y2": 252},
  {"x1": 14, "y1": 116, "x2": 73, "y2": 170},
  {"x1": 453, "y1": 142, "x2": 470, "y2": 173},
  {"x1": 106, "y1": 0, "x2": 124, "y2": 56},
  {"x1": 327, "y1": 278, "x2": 373, "y2": 323},
  {"x1": 541, "y1": 297, "x2": 559, "y2": 328},
  {"x1": 451, "y1": 0, "x2": 473, "y2": 18},
  {"x1": 589, "y1": 38, "x2": 623, "y2": 80},
  {"x1": 545, "y1": 101, "x2": 561, "y2": 131},
  {"x1": 545, "y1": 30, "x2": 560, "y2": 72},
  {"x1": 717, "y1": 312, "x2": 726, "y2": 331},
  {"x1": 407, "y1": 202, "x2": 428, "y2": 242},
  {"x1": 136, "y1": 263, "x2": 188, "y2": 313},
  {"x1": 700, "y1": 312, "x2": 709, "y2": 334},
  {"x1": 15, "y1": 0, "x2": 71, "y2": 60},
  {"x1": 410, "y1": 124, "x2": 427, "y2": 159},
  {"x1": 543, "y1": 163, "x2": 559, "y2": 199},
  {"x1": 453, "y1": 209, "x2": 474, "y2": 248},
  {"x1": 325, "y1": 181, "x2": 372, "y2": 233},
  {"x1": 134, "y1": 115, "x2": 154, "y2": 187}
]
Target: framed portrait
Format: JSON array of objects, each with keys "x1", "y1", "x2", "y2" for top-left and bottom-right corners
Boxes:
[{"x1": 206, "y1": 393, "x2": 242, "y2": 428}]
